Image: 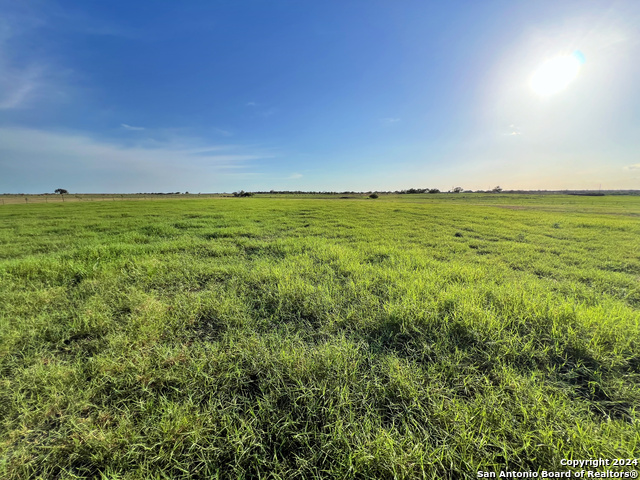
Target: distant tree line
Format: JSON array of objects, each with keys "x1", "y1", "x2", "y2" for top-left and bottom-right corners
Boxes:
[
  {"x1": 19, "y1": 187, "x2": 637, "y2": 198},
  {"x1": 397, "y1": 188, "x2": 441, "y2": 194},
  {"x1": 131, "y1": 192, "x2": 189, "y2": 195},
  {"x1": 244, "y1": 188, "x2": 446, "y2": 195},
  {"x1": 50, "y1": 190, "x2": 194, "y2": 195},
  {"x1": 249, "y1": 189, "x2": 443, "y2": 195}
]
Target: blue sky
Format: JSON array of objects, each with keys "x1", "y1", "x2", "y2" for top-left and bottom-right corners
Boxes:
[{"x1": 1, "y1": 0, "x2": 639, "y2": 193}]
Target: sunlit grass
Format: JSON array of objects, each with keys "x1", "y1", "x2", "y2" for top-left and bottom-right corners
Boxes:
[{"x1": 1, "y1": 194, "x2": 639, "y2": 479}]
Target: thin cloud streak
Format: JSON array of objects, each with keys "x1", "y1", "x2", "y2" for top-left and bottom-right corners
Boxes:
[
  {"x1": 213, "y1": 128, "x2": 232, "y2": 137},
  {"x1": 0, "y1": 77, "x2": 37, "y2": 109},
  {"x1": 0, "y1": 24, "x2": 40, "y2": 109},
  {"x1": 121, "y1": 123, "x2": 145, "y2": 131}
]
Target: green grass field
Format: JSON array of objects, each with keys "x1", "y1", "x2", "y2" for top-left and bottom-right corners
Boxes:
[{"x1": 1, "y1": 194, "x2": 639, "y2": 479}]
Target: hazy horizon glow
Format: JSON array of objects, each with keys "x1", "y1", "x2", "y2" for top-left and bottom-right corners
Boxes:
[{"x1": 1, "y1": 1, "x2": 639, "y2": 193}]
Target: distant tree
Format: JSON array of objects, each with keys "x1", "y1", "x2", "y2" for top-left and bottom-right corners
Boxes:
[
  {"x1": 492, "y1": 186, "x2": 503, "y2": 193},
  {"x1": 54, "y1": 188, "x2": 69, "y2": 194},
  {"x1": 369, "y1": 193, "x2": 379, "y2": 199},
  {"x1": 233, "y1": 190, "x2": 253, "y2": 197},
  {"x1": 452, "y1": 186, "x2": 463, "y2": 193},
  {"x1": 428, "y1": 188, "x2": 440, "y2": 194}
]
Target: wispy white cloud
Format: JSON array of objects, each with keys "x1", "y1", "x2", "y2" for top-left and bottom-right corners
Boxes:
[
  {"x1": 0, "y1": 9, "x2": 72, "y2": 110},
  {"x1": 0, "y1": 20, "x2": 40, "y2": 109},
  {"x1": 245, "y1": 102, "x2": 257, "y2": 107},
  {"x1": 0, "y1": 0, "x2": 137, "y2": 112},
  {"x1": 625, "y1": 163, "x2": 640, "y2": 170},
  {"x1": 2, "y1": 1, "x2": 138, "y2": 39},
  {"x1": 287, "y1": 173, "x2": 303, "y2": 179},
  {"x1": 121, "y1": 123, "x2": 145, "y2": 131},
  {"x1": 0, "y1": 72, "x2": 38, "y2": 109},
  {"x1": 0, "y1": 127, "x2": 272, "y2": 192}
]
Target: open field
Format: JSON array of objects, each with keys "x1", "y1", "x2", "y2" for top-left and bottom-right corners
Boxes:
[{"x1": 1, "y1": 194, "x2": 639, "y2": 479}]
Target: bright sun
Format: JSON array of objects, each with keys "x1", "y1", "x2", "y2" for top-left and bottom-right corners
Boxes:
[{"x1": 530, "y1": 52, "x2": 584, "y2": 96}]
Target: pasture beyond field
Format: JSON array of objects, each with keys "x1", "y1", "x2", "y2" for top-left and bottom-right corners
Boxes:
[{"x1": 0, "y1": 194, "x2": 639, "y2": 479}]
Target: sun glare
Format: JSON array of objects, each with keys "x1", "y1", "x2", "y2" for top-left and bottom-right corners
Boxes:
[{"x1": 530, "y1": 52, "x2": 584, "y2": 96}]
